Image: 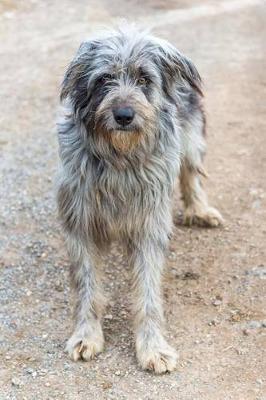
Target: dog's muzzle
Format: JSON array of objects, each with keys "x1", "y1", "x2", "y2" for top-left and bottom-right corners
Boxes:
[{"x1": 113, "y1": 106, "x2": 135, "y2": 127}]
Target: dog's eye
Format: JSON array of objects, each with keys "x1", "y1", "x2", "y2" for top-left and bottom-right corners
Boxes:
[
  {"x1": 99, "y1": 74, "x2": 112, "y2": 83},
  {"x1": 137, "y1": 77, "x2": 149, "y2": 86}
]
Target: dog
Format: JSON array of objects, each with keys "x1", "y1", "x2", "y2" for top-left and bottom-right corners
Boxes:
[{"x1": 56, "y1": 26, "x2": 223, "y2": 374}]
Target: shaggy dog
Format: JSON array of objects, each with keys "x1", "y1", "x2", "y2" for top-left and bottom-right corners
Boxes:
[{"x1": 56, "y1": 26, "x2": 223, "y2": 374}]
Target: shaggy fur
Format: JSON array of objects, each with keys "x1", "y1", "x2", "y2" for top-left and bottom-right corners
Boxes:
[{"x1": 56, "y1": 26, "x2": 223, "y2": 374}]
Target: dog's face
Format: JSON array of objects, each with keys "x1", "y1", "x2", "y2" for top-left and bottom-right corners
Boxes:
[{"x1": 61, "y1": 28, "x2": 202, "y2": 153}]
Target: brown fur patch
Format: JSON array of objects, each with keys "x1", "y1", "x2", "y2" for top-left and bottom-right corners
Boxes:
[{"x1": 108, "y1": 130, "x2": 142, "y2": 153}]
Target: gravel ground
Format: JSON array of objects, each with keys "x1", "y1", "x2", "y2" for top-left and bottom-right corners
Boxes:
[{"x1": 0, "y1": 0, "x2": 266, "y2": 399}]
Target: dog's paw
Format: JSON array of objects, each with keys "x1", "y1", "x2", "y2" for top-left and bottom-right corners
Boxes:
[
  {"x1": 136, "y1": 335, "x2": 177, "y2": 374},
  {"x1": 66, "y1": 324, "x2": 104, "y2": 362},
  {"x1": 183, "y1": 205, "x2": 224, "y2": 228}
]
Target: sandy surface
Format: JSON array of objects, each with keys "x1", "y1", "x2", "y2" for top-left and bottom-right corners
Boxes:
[{"x1": 0, "y1": 0, "x2": 266, "y2": 399}]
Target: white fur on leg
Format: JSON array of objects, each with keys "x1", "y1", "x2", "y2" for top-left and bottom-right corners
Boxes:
[
  {"x1": 183, "y1": 204, "x2": 224, "y2": 227},
  {"x1": 66, "y1": 320, "x2": 104, "y2": 362},
  {"x1": 132, "y1": 237, "x2": 177, "y2": 374},
  {"x1": 136, "y1": 329, "x2": 177, "y2": 374}
]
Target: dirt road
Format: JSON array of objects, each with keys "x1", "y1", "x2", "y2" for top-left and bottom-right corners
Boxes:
[{"x1": 0, "y1": 0, "x2": 266, "y2": 399}]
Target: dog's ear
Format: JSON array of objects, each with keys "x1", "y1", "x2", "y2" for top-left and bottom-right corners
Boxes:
[
  {"x1": 155, "y1": 41, "x2": 203, "y2": 96},
  {"x1": 60, "y1": 41, "x2": 97, "y2": 102}
]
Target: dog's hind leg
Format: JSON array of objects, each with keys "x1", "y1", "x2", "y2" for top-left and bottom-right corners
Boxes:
[
  {"x1": 65, "y1": 237, "x2": 105, "y2": 362},
  {"x1": 130, "y1": 235, "x2": 177, "y2": 374},
  {"x1": 180, "y1": 163, "x2": 223, "y2": 227},
  {"x1": 179, "y1": 111, "x2": 223, "y2": 227}
]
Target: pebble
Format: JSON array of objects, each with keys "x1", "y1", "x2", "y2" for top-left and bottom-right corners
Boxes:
[
  {"x1": 63, "y1": 363, "x2": 70, "y2": 370},
  {"x1": 212, "y1": 299, "x2": 222, "y2": 307},
  {"x1": 246, "y1": 320, "x2": 263, "y2": 329},
  {"x1": 245, "y1": 265, "x2": 266, "y2": 279},
  {"x1": 11, "y1": 377, "x2": 23, "y2": 387},
  {"x1": 168, "y1": 251, "x2": 177, "y2": 261},
  {"x1": 39, "y1": 368, "x2": 48, "y2": 376},
  {"x1": 25, "y1": 368, "x2": 34, "y2": 375},
  {"x1": 102, "y1": 381, "x2": 113, "y2": 390}
]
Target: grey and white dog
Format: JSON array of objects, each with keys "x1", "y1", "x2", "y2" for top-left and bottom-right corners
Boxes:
[{"x1": 56, "y1": 26, "x2": 223, "y2": 374}]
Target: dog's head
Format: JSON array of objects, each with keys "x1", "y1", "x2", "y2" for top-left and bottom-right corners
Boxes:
[{"x1": 61, "y1": 26, "x2": 202, "y2": 154}]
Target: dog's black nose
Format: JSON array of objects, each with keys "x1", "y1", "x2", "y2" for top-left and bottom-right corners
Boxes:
[{"x1": 113, "y1": 107, "x2": 135, "y2": 126}]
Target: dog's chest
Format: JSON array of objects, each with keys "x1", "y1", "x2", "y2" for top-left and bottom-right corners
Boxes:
[{"x1": 89, "y1": 158, "x2": 173, "y2": 236}]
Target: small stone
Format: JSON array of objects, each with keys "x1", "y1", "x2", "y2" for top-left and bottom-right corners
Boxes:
[
  {"x1": 107, "y1": 395, "x2": 116, "y2": 400},
  {"x1": 39, "y1": 368, "x2": 47, "y2": 376},
  {"x1": 102, "y1": 381, "x2": 113, "y2": 389},
  {"x1": 251, "y1": 198, "x2": 261, "y2": 208},
  {"x1": 104, "y1": 314, "x2": 113, "y2": 320},
  {"x1": 11, "y1": 377, "x2": 23, "y2": 387},
  {"x1": 182, "y1": 271, "x2": 200, "y2": 280},
  {"x1": 236, "y1": 348, "x2": 249, "y2": 355},
  {"x1": 115, "y1": 370, "x2": 121, "y2": 376},
  {"x1": 212, "y1": 299, "x2": 222, "y2": 307},
  {"x1": 25, "y1": 368, "x2": 34, "y2": 374},
  {"x1": 247, "y1": 321, "x2": 262, "y2": 329},
  {"x1": 245, "y1": 265, "x2": 266, "y2": 279},
  {"x1": 55, "y1": 280, "x2": 64, "y2": 292},
  {"x1": 168, "y1": 251, "x2": 177, "y2": 261}
]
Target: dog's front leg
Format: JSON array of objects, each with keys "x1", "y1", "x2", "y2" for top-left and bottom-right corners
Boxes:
[
  {"x1": 131, "y1": 238, "x2": 177, "y2": 374},
  {"x1": 65, "y1": 237, "x2": 105, "y2": 361}
]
